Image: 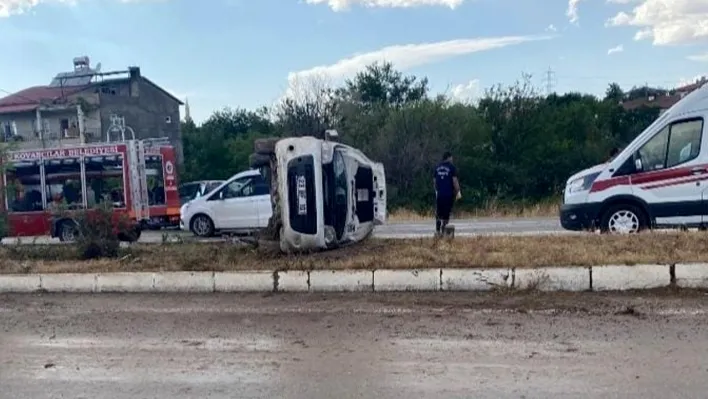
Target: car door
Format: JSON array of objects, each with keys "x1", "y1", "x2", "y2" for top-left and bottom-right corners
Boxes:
[
  {"x1": 252, "y1": 174, "x2": 272, "y2": 228},
  {"x1": 629, "y1": 117, "x2": 705, "y2": 225},
  {"x1": 207, "y1": 176, "x2": 259, "y2": 230}
]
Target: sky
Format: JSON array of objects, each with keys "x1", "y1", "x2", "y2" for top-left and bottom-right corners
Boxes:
[{"x1": 0, "y1": 0, "x2": 706, "y2": 123}]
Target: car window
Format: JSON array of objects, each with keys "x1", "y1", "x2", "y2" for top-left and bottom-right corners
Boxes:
[
  {"x1": 179, "y1": 183, "x2": 200, "y2": 201},
  {"x1": 221, "y1": 176, "x2": 257, "y2": 199},
  {"x1": 206, "y1": 181, "x2": 223, "y2": 193}
]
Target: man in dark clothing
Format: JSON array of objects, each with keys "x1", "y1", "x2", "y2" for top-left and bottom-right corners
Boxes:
[{"x1": 433, "y1": 151, "x2": 460, "y2": 235}]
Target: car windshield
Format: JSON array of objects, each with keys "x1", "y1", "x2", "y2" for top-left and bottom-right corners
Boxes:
[
  {"x1": 179, "y1": 183, "x2": 201, "y2": 202},
  {"x1": 205, "y1": 181, "x2": 223, "y2": 194}
]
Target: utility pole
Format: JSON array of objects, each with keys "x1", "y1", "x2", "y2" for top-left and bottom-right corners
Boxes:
[{"x1": 544, "y1": 66, "x2": 556, "y2": 95}]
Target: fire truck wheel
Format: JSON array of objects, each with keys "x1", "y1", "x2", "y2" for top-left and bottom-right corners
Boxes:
[
  {"x1": 118, "y1": 227, "x2": 142, "y2": 243},
  {"x1": 57, "y1": 220, "x2": 79, "y2": 243},
  {"x1": 190, "y1": 214, "x2": 215, "y2": 237},
  {"x1": 249, "y1": 153, "x2": 271, "y2": 169},
  {"x1": 254, "y1": 138, "x2": 279, "y2": 155}
]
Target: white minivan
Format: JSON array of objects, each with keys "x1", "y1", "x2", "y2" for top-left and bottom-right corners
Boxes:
[
  {"x1": 179, "y1": 169, "x2": 272, "y2": 237},
  {"x1": 272, "y1": 136, "x2": 387, "y2": 251},
  {"x1": 561, "y1": 83, "x2": 708, "y2": 233}
]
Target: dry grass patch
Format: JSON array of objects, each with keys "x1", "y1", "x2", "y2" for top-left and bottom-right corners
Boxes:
[
  {"x1": 1, "y1": 232, "x2": 707, "y2": 274},
  {"x1": 389, "y1": 200, "x2": 560, "y2": 221}
]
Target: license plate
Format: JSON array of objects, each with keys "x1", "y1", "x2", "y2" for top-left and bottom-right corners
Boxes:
[
  {"x1": 296, "y1": 175, "x2": 307, "y2": 215},
  {"x1": 357, "y1": 188, "x2": 369, "y2": 202}
]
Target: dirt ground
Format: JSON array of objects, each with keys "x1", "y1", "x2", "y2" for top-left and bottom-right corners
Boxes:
[{"x1": 2, "y1": 290, "x2": 708, "y2": 399}]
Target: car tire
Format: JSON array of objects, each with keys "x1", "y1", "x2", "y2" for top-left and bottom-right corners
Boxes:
[
  {"x1": 254, "y1": 137, "x2": 279, "y2": 155},
  {"x1": 599, "y1": 204, "x2": 648, "y2": 234},
  {"x1": 57, "y1": 219, "x2": 79, "y2": 242},
  {"x1": 190, "y1": 214, "x2": 215, "y2": 237},
  {"x1": 249, "y1": 153, "x2": 271, "y2": 169}
]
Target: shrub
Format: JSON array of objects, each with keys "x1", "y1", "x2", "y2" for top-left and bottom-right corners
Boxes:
[{"x1": 54, "y1": 202, "x2": 134, "y2": 259}]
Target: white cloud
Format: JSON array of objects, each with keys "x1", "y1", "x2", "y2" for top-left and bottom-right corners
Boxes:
[
  {"x1": 687, "y1": 52, "x2": 708, "y2": 62},
  {"x1": 605, "y1": 0, "x2": 708, "y2": 45},
  {"x1": 0, "y1": 0, "x2": 150, "y2": 17},
  {"x1": 304, "y1": 0, "x2": 464, "y2": 11},
  {"x1": 449, "y1": 79, "x2": 480, "y2": 102},
  {"x1": 566, "y1": 0, "x2": 582, "y2": 23},
  {"x1": 545, "y1": 24, "x2": 557, "y2": 32},
  {"x1": 287, "y1": 35, "x2": 552, "y2": 89},
  {"x1": 607, "y1": 44, "x2": 624, "y2": 54}
]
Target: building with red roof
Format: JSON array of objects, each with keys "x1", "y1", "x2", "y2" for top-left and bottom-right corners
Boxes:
[
  {"x1": 621, "y1": 76, "x2": 707, "y2": 115},
  {"x1": 0, "y1": 56, "x2": 185, "y2": 163}
]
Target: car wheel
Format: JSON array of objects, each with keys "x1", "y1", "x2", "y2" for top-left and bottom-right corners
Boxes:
[
  {"x1": 190, "y1": 214, "x2": 215, "y2": 237},
  {"x1": 600, "y1": 204, "x2": 647, "y2": 234},
  {"x1": 58, "y1": 220, "x2": 79, "y2": 242}
]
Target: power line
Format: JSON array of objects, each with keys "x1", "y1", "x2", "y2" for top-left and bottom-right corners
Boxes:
[{"x1": 543, "y1": 67, "x2": 556, "y2": 95}]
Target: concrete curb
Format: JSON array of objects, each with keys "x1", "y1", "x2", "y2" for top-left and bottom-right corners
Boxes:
[{"x1": 0, "y1": 264, "x2": 706, "y2": 293}]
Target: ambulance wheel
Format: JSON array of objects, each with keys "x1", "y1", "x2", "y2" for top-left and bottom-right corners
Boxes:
[
  {"x1": 599, "y1": 204, "x2": 647, "y2": 234},
  {"x1": 254, "y1": 138, "x2": 279, "y2": 155}
]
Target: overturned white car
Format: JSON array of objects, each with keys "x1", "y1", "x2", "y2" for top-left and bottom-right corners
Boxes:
[{"x1": 249, "y1": 131, "x2": 386, "y2": 253}]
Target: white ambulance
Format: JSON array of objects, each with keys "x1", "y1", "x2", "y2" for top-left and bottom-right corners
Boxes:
[{"x1": 560, "y1": 83, "x2": 708, "y2": 233}]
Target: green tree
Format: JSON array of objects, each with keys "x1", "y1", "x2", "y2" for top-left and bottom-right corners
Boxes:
[{"x1": 181, "y1": 63, "x2": 663, "y2": 213}]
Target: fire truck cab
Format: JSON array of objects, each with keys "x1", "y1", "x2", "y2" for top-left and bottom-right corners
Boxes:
[{"x1": 1, "y1": 138, "x2": 180, "y2": 242}]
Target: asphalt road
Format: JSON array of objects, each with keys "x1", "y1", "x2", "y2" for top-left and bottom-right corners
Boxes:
[
  {"x1": 378, "y1": 217, "x2": 568, "y2": 238},
  {"x1": 2, "y1": 291, "x2": 708, "y2": 398},
  {"x1": 0, "y1": 217, "x2": 570, "y2": 244}
]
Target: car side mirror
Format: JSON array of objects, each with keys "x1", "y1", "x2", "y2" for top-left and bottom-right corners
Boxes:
[{"x1": 634, "y1": 157, "x2": 643, "y2": 172}]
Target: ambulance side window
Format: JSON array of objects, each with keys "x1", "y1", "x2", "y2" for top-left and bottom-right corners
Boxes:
[
  {"x1": 665, "y1": 119, "x2": 703, "y2": 168},
  {"x1": 634, "y1": 118, "x2": 704, "y2": 173},
  {"x1": 636, "y1": 125, "x2": 670, "y2": 172}
]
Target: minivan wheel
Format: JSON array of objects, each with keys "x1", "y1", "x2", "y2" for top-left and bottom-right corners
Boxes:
[
  {"x1": 600, "y1": 204, "x2": 647, "y2": 234},
  {"x1": 191, "y1": 215, "x2": 215, "y2": 237},
  {"x1": 254, "y1": 138, "x2": 279, "y2": 155}
]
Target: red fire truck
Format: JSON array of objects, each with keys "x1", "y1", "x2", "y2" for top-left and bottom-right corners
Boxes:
[
  {"x1": 0, "y1": 138, "x2": 180, "y2": 242},
  {"x1": 143, "y1": 139, "x2": 181, "y2": 229}
]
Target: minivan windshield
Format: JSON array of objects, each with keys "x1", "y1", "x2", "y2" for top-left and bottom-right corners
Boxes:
[{"x1": 323, "y1": 148, "x2": 348, "y2": 240}]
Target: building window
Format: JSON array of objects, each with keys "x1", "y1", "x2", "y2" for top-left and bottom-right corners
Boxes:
[
  {"x1": 2, "y1": 121, "x2": 13, "y2": 141},
  {"x1": 165, "y1": 116, "x2": 172, "y2": 124},
  {"x1": 60, "y1": 119, "x2": 69, "y2": 138}
]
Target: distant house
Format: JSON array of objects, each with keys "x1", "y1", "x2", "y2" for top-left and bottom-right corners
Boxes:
[
  {"x1": 0, "y1": 56, "x2": 184, "y2": 163},
  {"x1": 621, "y1": 76, "x2": 707, "y2": 115}
]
